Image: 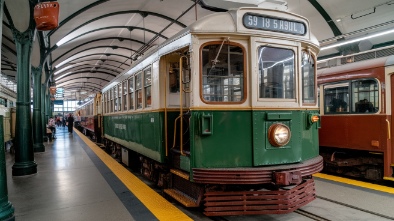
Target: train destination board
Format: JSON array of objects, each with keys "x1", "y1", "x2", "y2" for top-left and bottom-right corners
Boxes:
[{"x1": 243, "y1": 13, "x2": 306, "y2": 35}]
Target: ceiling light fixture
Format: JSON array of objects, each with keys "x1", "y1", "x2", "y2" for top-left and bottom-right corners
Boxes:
[
  {"x1": 56, "y1": 35, "x2": 70, "y2": 47},
  {"x1": 55, "y1": 60, "x2": 69, "y2": 69},
  {"x1": 54, "y1": 66, "x2": 73, "y2": 76},
  {"x1": 54, "y1": 71, "x2": 72, "y2": 81},
  {"x1": 321, "y1": 28, "x2": 394, "y2": 51}
]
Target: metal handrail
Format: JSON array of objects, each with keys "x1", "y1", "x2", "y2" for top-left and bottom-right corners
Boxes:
[{"x1": 179, "y1": 55, "x2": 188, "y2": 156}]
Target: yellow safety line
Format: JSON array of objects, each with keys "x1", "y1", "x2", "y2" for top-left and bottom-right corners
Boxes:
[
  {"x1": 314, "y1": 173, "x2": 394, "y2": 194},
  {"x1": 74, "y1": 129, "x2": 192, "y2": 221}
]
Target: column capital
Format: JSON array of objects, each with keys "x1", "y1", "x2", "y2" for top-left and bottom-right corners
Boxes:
[
  {"x1": 12, "y1": 29, "x2": 34, "y2": 44},
  {"x1": 32, "y1": 66, "x2": 42, "y2": 75}
]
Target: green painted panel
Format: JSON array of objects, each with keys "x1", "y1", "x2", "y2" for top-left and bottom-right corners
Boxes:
[
  {"x1": 301, "y1": 111, "x2": 320, "y2": 159},
  {"x1": 189, "y1": 110, "x2": 319, "y2": 169},
  {"x1": 102, "y1": 109, "x2": 319, "y2": 169},
  {"x1": 191, "y1": 110, "x2": 253, "y2": 168},
  {"x1": 180, "y1": 155, "x2": 190, "y2": 172},
  {"x1": 253, "y1": 110, "x2": 319, "y2": 166},
  {"x1": 266, "y1": 112, "x2": 293, "y2": 120},
  {"x1": 103, "y1": 112, "x2": 165, "y2": 162},
  {"x1": 105, "y1": 134, "x2": 162, "y2": 162}
]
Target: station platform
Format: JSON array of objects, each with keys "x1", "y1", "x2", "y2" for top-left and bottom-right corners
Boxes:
[
  {"x1": 4, "y1": 126, "x2": 394, "y2": 220},
  {"x1": 5, "y1": 126, "x2": 193, "y2": 221}
]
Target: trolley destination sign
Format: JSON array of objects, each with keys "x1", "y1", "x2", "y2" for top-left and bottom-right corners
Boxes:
[{"x1": 243, "y1": 13, "x2": 306, "y2": 35}]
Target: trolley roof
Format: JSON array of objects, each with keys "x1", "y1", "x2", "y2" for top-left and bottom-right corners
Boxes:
[{"x1": 318, "y1": 55, "x2": 394, "y2": 77}]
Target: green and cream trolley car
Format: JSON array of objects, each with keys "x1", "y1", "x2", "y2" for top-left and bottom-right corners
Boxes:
[
  {"x1": 91, "y1": 4, "x2": 323, "y2": 216},
  {"x1": 0, "y1": 87, "x2": 16, "y2": 151}
]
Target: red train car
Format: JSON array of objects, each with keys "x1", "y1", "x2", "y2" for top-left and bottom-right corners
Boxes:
[
  {"x1": 75, "y1": 93, "x2": 102, "y2": 143},
  {"x1": 317, "y1": 55, "x2": 394, "y2": 181}
]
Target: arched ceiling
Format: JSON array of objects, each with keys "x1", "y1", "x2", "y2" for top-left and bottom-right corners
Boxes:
[{"x1": 2, "y1": 0, "x2": 394, "y2": 102}]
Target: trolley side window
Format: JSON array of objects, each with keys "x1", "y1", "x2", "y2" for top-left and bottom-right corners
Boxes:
[
  {"x1": 110, "y1": 88, "x2": 114, "y2": 113},
  {"x1": 100, "y1": 93, "x2": 105, "y2": 114},
  {"x1": 201, "y1": 42, "x2": 245, "y2": 103},
  {"x1": 123, "y1": 81, "x2": 127, "y2": 111},
  {"x1": 107, "y1": 90, "x2": 110, "y2": 112},
  {"x1": 106, "y1": 91, "x2": 110, "y2": 113},
  {"x1": 101, "y1": 94, "x2": 105, "y2": 114},
  {"x1": 0, "y1": 98, "x2": 6, "y2": 107},
  {"x1": 323, "y1": 79, "x2": 378, "y2": 114},
  {"x1": 258, "y1": 46, "x2": 295, "y2": 99},
  {"x1": 352, "y1": 79, "x2": 378, "y2": 113},
  {"x1": 117, "y1": 84, "x2": 122, "y2": 111},
  {"x1": 129, "y1": 77, "x2": 134, "y2": 110},
  {"x1": 301, "y1": 51, "x2": 316, "y2": 104},
  {"x1": 114, "y1": 86, "x2": 118, "y2": 112},
  {"x1": 324, "y1": 83, "x2": 349, "y2": 113},
  {"x1": 136, "y1": 72, "x2": 143, "y2": 109},
  {"x1": 144, "y1": 68, "x2": 152, "y2": 108},
  {"x1": 169, "y1": 62, "x2": 180, "y2": 93},
  {"x1": 103, "y1": 92, "x2": 106, "y2": 114}
]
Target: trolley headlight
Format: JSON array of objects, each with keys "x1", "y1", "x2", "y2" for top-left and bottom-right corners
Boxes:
[{"x1": 268, "y1": 123, "x2": 291, "y2": 147}]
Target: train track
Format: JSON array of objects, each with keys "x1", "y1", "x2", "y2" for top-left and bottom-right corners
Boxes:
[
  {"x1": 294, "y1": 209, "x2": 332, "y2": 221},
  {"x1": 294, "y1": 196, "x2": 394, "y2": 221},
  {"x1": 208, "y1": 195, "x2": 394, "y2": 221},
  {"x1": 317, "y1": 196, "x2": 394, "y2": 220}
]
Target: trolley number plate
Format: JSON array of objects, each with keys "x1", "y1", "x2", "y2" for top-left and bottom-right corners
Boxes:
[{"x1": 243, "y1": 13, "x2": 306, "y2": 35}]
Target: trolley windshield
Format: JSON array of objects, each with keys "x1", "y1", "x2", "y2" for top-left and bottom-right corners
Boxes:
[{"x1": 258, "y1": 46, "x2": 295, "y2": 99}]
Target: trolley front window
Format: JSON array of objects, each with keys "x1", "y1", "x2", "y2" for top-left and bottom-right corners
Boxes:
[
  {"x1": 201, "y1": 42, "x2": 245, "y2": 103},
  {"x1": 258, "y1": 46, "x2": 295, "y2": 99}
]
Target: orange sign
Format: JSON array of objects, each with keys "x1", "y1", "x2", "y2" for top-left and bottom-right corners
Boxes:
[{"x1": 34, "y1": 2, "x2": 60, "y2": 31}]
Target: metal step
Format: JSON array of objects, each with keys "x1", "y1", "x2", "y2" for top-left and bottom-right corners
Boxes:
[
  {"x1": 170, "y1": 168, "x2": 189, "y2": 180},
  {"x1": 163, "y1": 188, "x2": 199, "y2": 207}
]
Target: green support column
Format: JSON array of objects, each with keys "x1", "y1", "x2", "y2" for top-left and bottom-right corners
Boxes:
[
  {"x1": 50, "y1": 100, "x2": 53, "y2": 117},
  {"x1": 41, "y1": 84, "x2": 48, "y2": 142},
  {"x1": 0, "y1": 0, "x2": 15, "y2": 218},
  {"x1": 46, "y1": 91, "x2": 51, "y2": 118},
  {"x1": 0, "y1": 116, "x2": 15, "y2": 220},
  {"x1": 49, "y1": 90, "x2": 54, "y2": 117},
  {"x1": 32, "y1": 67, "x2": 44, "y2": 152},
  {"x1": 45, "y1": 90, "x2": 51, "y2": 130},
  {"x1": 12, "y1": 29, "x2": 37, "y2": 176}
]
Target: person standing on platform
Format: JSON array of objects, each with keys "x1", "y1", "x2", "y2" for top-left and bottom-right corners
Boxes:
[
  {"x1": 67, "y1": 113, "x2": 74, "y2": 134},
  {"x1": 56, "y1": 116, "x2": 61, "y2": 127},
  {"x1": 63, "y1": 115, "x2": 67, "y2": 127},
  {"x1": 48, "y1": 117, "x2": 56, "y2": 138}
]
